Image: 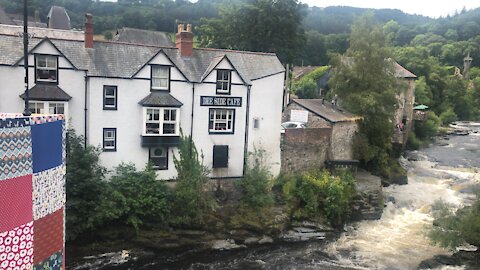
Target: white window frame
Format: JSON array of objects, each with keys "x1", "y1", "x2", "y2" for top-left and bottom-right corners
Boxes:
[
  {"x1": 29, "y1": 101, "x2": 68, "y2": 117},
  {"x1": 209, "y1": 109, "x2": 234, "y2": 133},
  {"x1": 103, "y1": 128, "x2": 116, "y2": 151},
  {"x1": 151, "y1": 65, "x2": 170, "y2": 91},
  {"x1": 103, "y1": 85, "x2": 117, "y2": 110},
  {"x1": 143, "y1": 107, "x2": 180, "y2": 136},
  {"x1": 35, "y1": 55, "x2": 58, "y2": 83},
  {"x1": 216, "y1": 69, "x2": 231, "y2": 94}
]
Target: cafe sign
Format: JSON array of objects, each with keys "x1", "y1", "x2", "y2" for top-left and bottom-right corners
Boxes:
[{"x1": 200, "y1": 96, "x2": 242, "y2": 107}]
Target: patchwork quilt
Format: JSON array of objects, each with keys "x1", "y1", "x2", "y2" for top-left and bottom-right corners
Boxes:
[{"x1": 0, "y1": 114, "x2": 66, "y2": 270}]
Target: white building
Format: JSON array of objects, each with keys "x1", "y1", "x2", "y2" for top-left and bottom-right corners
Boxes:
[{"x1": 0, "y1": 18, "x2": 285, "y2": 179}]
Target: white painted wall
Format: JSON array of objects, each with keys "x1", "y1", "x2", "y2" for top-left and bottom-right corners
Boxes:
[
  {"x1": 0, "y1": 41, "x2": 85, "y2": 137},
  {"x1": 248, "y1": 72, "x2": 285, "y2": 176}
]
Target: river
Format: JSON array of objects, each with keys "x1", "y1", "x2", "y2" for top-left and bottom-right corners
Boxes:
[{"x1": 81, "y1": 122, "x2": 480, "y2": 270}]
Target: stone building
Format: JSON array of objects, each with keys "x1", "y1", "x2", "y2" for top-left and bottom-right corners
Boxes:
[{"x1": 281, "y1": 99, "x2": 361, "y2": 172}]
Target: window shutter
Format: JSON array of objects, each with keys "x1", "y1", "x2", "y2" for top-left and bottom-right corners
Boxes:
[{"x1": 213, "y1": 145, "x2": 228, "y2": 168}]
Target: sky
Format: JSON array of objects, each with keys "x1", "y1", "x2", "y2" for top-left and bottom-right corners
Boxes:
[{"x1": 299, "y1": 0, "x2": 480, "y2": 18}]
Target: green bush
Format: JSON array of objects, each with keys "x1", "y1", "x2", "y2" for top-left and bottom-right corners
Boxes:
[
  {"x1": 278, "y1": 170, "x2": 356, "y2": 226},
  {"x1": 439, "y1": 107, "x2": 458, "y2": 125},
  {"x1": 414, "y1": 111, "x2": 441, "y2": 140},
  {"x1": 65, "y1": 130, "x2": 122, "y2": 240},
  {"x1": 293, "y1": 77, "x2": 318, "y2": 99},
  {"x1": 428, "y1": 198, "x2": 480, "y2": 250},
  {"x1": 172, "y1": 132, "x2": 216, "y2": 225},
  {"x1": 237, "y1": 149, "x2": 274, "y2": 209},
  {"x1": 109, "y1": 163, "x2": 172, "y2": 230},
  {"x1": 406, "y1": 132, "x2": 422, "y2": 150}
]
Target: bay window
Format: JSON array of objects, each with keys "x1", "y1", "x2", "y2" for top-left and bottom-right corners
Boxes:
[{"x1": 144, "y1": 107, "x2": 179, "y2": 135}]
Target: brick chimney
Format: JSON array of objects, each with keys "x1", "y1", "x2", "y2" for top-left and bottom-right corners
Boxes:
[
  {"x1": 84, "y1": 13, "x2": 93, "y2": 49},
  {"x1": 176, "y1": 23, "x2": 193, "y2": 57}
]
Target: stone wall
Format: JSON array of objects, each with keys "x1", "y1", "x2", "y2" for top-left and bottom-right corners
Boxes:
[
  {"x1": 281, "y1": 128, "x2": 331, "y2": 173},
  {"x1": 330, "y1": 121, "x2": 359, "y2": 160}
]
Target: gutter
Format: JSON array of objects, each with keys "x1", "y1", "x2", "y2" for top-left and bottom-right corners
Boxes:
[
  {"x1": 84, "y1": 73, "x2": 89, "y2": 148},
  {"x1": 190, "y1": 83, "x2": 195, "y2": 155},
  {"x1": 242, "y1": 85, "x2": 252, "y2": 176}
]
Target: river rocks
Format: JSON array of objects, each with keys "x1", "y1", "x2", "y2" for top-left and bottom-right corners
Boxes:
[
  {"x1": 281, "y1": 228, "x2": 326, "y2": 241},
  {"x1": 210, "y1": 239, "x2": 246, "y2": 250},
  {"x1": 351, "y1": 170, "x2": 384, "y2": 221},
  {"x1": 418, "y1": 250, "x2": 480, "y2": 270}
]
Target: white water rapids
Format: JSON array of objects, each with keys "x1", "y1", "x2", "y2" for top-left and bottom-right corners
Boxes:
[
  {"x1": 324, "y1": 122, "x2": 480, "y2": 270},
  {"x1": 73, "y1": 123, "x2": 480, "y2": 270}
]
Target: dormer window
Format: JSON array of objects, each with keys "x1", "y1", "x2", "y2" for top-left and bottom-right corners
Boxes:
[
  {"x1": 216, "y1": 69, "x2": 231, "y2": 94},
  {"x1": 35, "y1": 55, "x2": 58, "y2": 83},
  {"x1": 151, "y1": 65, "x2": 170, "y2": 91}
]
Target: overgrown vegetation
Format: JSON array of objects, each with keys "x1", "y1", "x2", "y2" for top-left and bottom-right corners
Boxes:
[
  {"x1": 276, "y1": 170, "x2": 356, "y2": 226},
  {"x1": 428, "y1": 197, "x2": 480, "y2": 250},
  {"x1": 292, "y1": 66, "x2": 330, "y2": 98},
  {"x1": 237, "y1": 148, "x2": 274, "y2": 209},
  {"x1": 109, "y1": 163, "x2": 172, "y2": 230},
  {"x1": 66, "y1": 130, "x2": 216, "y2": 240},
  {"x1": 171, "y1": 132, "x2": 216, "y2": 226},
  {"x1": 329, "y1": 14, "x2": 400, "y2": 176}
]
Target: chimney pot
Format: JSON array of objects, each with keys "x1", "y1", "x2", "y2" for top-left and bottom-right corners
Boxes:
[
  {"x1": 176, "y1": 23, "x2": 193, "y2": 57},
  {"x1": 84, "y1": 13, "x2": 94, "y2": 49}
]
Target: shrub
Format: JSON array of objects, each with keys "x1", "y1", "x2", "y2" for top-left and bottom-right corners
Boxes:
[
  {"x1": 172, "y1": 132, "x2": 216, "y2": 225},
  {"x1": 406, "y1": 132, "x2": 422, "y2": 150},
  {"x1": 439, "y1": 107, "x2": 458, "y2": 125},
  {"x1": 65, "y1": 130, "x2": 121, "y2": 240},
  {"x1": 109, "y1": 163, "x2": 172, "y2": 230},
  {"x1": 294, "y1": 77, "x2": 318, "y2": 99},
  {"x1": 428, "y1": 198, "x2": 480, "y2": 249},
  {"x1": 279, "y1": 170, "x2": 356, "y2": 226},
  {"x1": 237, "y1": 149, "x2": 274, "y2": 209},
  {"x1": 414, "y1": 111, "x2": 441, "y2": 141}
]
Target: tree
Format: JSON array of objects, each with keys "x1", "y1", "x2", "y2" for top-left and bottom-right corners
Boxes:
[
  {"x1": 172, "y1": 132, "x2": 216, "y2": 225},
  {"x1": 197, "y1": 0, "x2": 305, "y2": 63},
  {"x1": 65, "y1": 130, "x2": 122, "y2": 240},
  {"x1": 329, "y1": 14, "x2": 400, "y2": 173}
]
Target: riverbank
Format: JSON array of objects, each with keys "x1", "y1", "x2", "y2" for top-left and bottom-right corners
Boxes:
[{"x1": 67, "y1": 170, "x2": 383, "y2": 269}]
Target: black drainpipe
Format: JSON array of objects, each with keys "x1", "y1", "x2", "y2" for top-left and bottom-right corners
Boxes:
[
  {"x1": 242, "y1": 84, "x2": 252, "y2": 176},
  {"x1": 84, "y1": 74, "x2": 89, "y2": 148},
  {"x1": 190, "y1": 83, "x2": 195, "y2": 155}
]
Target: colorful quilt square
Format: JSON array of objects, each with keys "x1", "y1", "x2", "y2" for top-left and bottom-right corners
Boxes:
[
  {"x1": 31, "y1": 121, "x2": 63, "y2": 173},
  {"x1": 0, "y1": 222, "x2": 34, "y2": 270},
  {"x1": 33, "y1": 166, "x2": 66, "y2": 220},
  {"x1": 0, "y1": 117, "x2": 30, "y2": 128},
  {"x1": 33, "y1": 208, "x2": 64, "y2": 264},
  {"x1": 33, "y1": 250, "x2": 62, "y2": 270},
  {"x1": 0, "y1": 126, "x2": 33, "y2": 181},
  {"x1": 0, "y1": 175, "x2": 33, "y2": 232}
]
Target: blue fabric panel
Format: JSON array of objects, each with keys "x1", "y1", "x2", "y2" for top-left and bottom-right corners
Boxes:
[{"x1": 31, "y1": 121, "x2": 63, "y2": 173}]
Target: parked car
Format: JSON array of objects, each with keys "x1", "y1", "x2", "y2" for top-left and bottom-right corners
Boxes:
[{"x1": 281, "y1": 121, "x2": 306, "y2": 133}]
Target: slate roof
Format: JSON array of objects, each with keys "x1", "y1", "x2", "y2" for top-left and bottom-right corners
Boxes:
[
  {"x1": 47, "y1": 6, "x2": 71, "y2": 30},
  {"x1": 20, "y1": 84, "x2": 72, "y2": 101},
  {"x1": 291, "y1": 99, "x2": 361, "y2": 123},
  {"x1": 393, "y1": 61, "x2": 417, "y2": 78},
  {"x1": 0, "y1": 32, "x2": 284, "y2": 84},
  {"x1": 139, "y1": 92, "x2": 183, "y2": 107},
  {"x1": 114, "y1": 27, "x2": 174, "y2": 47}
]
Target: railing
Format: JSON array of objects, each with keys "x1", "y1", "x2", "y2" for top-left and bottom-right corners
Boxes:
[{"x1": 325, "y1": 159, "x2": 360, "y2": 175}]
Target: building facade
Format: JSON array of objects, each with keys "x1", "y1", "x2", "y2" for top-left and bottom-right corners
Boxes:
[{"x1": 0, "y1": 20, "x2": 285, "y2": 179}]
